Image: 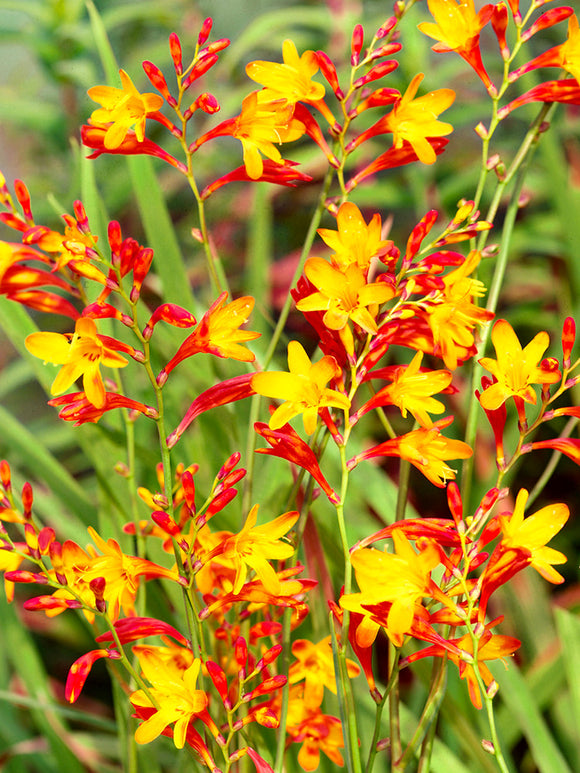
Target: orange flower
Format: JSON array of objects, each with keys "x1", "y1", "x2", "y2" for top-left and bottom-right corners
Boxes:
[
  {"x1": 405, "y1": 626, "x2": 520, "y2": 709},
  {"x1": 356, "y1": 351, "x2": 453, "y2": 427},
  {"x1": 130, "y1": 647, "x2": 213, "y2": 749},
  {"x1": 81, "y1": 527, "x2": 179, "y2": 621},
  {"x1": 289, "y1": 636, "x2": 359, "y2": 708},
  {"x1": 251, "y1": 341, "x2": 350, "y2": 435},
  {"x1": 349, "y1": 419, "x2": 472, "y2": 488},
  {"x1": 25, "y1": 317, "x2": 129, "y2": 408},
  {"x1": 341, "y1": 529, "x2": 453, "y2": 647},
  {"x1": 496, "y1": 489, "x2": 569, "y2": 583},
  {"x1": 426, "y1": 249, "x2": 494, "y2": 370},
  {"x1": 511, "y1": 12, "x2": 580, "y2": 85},
  {"x1": 418, "y1": 0, "x2": 494, "y2": 88},
  {"x1": 88, "y1": 69, "x2": 164, "y2": 149},
  {"x1": 479, "y1": 319, "x2": 561, "y2": 410},
  {"x1": 347, "y1": 74, "x2": 455, "y2": 165},
  {"x1": 204, "y1": 505, "x2": 299, "y2": 595},
  {"x1": 296, "y1": 258, "x2": 395, "y2": 354},
  {"x1": 317, "y1": 202, "x2": 391, "y2": 272},
  {"x1": 246, "y1": 39, "x2": 326, "y2": 104},
  {"x1": 161, "y1": 292, "x2": 260, "y2": 378},
  {"x1": 381, "y1": 74, "x2": 455, "y2": 164}
]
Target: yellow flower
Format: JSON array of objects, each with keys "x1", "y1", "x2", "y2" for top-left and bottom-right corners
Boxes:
[
  {"x1": 317, "y1": 202, "x2": 391, "y2": 272},
  {"x1": 207, "y1": 505, "x2": 299, "y2": 595},
  {"x1": 296, "y1": 258, "x2": 394, "y2": 354},
  {"x1": 427, "y1": 250, "x2": 493, "y2": 369},
  {"x1": 479, "y1": 319, "x2": 561, "y2": 410},
  {"x1": 25, "y1": 317, "x2": 128, "y2": 408},
  {"x1": 246, "y1": 39, "x2": 326, "y2": 104},
  {"x1": 418, "y1": 0, "x2": 489, "y2": 51},
  {"x1": 233, "y1": 91, "x2": 305, "y2": 179},
  {"x1": 289, "y1": 636, "x2": 359, "y2": 708},
  {"x1": 130, "y1": 648, "x2": 208, "y2": 749},
  {"x1": 373, "y1": 351, "x2": 452, "y2": 427},
  {"x1": 497, "y1": 489, "x2": 569, "y2": 583},
  {"x1": 342, "y1": 530, "x2": 451, "y2": 647},
  {"x1": 251, "y1": 340, "x2": 350, "y2": 434},
  {"x1": 88, "y1": 69, "x2": 164, "y2": 149},
  {"x1": 383, "y1": 73, "x2": 455, "y2": 164}
]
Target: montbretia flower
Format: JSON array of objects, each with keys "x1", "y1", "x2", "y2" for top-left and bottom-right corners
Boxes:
[
  {"x1": 348, "y1": 419, "x2": 472, "y2": 488},
  {"x1": 404, "y1": 626, "x2": 520, "y2": 709},
  {"x1": 87, "y1": 69, "x2": 164, "y2": 149},
  {"x1": 494, "y1": 489, "x2": 569, "y2": 583},
  {"x1": 251, "y1": 341, "x2": 350, "y2": 434},
  {"x1": 511, "y1": 12, "x2": 580, "y2": 84},
  {"x1": 317, "y1": 202, "x2": 391, "y2": 272},
  {"x1": 380, "y1": 74, "x2": 455, "y2": 164},
  {"x1": 204, "y1": 504, "x2": 298, "y2": 595},
  {"x1": 296, "y1": 258, "x2": 395, "y2": 354},
  {"x1": 130, "y1": 648, "x2": 214, "y2": 749},
  {"x1": 355, "y1": 351, "x2": 453, "y2": 427},
  {"x1": 426, "y1": 250, "x2": 494, "y2": 370},
  {"x1": 341, "y1": 529, "x2": 455, "y2": 647},
  {"x1": 194, "y1": 92, "x2": 305, "y2": 180},
  {"x1": 161, "y1": 292, "x2": 260, "y2": 378},
  {"x1": 246, "y1": 39, "x2": 326, "y2": 104},
  {"x1": 418, "y1": 0, "x2": 494, "y2": 88},
  {"x1": 289, "y1": 636, "x2": 359, "y2": 708},
  {"x1": 479, "y1": 319, "x2": 561, "y2": 411},
  {"x1": 347, "y1": 74, "x2": 455, "y2": 165},
  {"x1": 25, "y1": 317, "x2": 129, "y2": 408}
]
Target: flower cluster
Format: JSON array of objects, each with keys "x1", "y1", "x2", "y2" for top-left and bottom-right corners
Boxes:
[{"x1": 0, "y1": 3, "x2": 578, "y2": 772}]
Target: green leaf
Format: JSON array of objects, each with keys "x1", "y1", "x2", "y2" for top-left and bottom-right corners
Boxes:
[{"x1": 492, "y1": 659, "x2": 573, "y2": 773}]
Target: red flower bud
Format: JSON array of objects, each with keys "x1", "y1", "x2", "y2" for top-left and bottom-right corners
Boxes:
[
  {"x1": 351, "y1": 24, "x2": 364, "y2": 65},
  {"x1": 169, "y1": 32, "x2": 183, "y2": 75},
  {"x1": 198, "y1": 17, "x2": 213, "y2": 46}
]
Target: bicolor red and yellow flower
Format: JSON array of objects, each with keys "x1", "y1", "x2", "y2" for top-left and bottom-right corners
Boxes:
[
  {"x1": 251, "y1": 341, "x2": 350, "y2": 434},
  {"x1": 479, "y1": 319, "x2": 561, "y2": 411},
  {"x1": 88, "y1": 69, "x2": 164, "y2": 149},
  {"x1": 25, "y1": 317, "x2": 130, "y2": 408}
]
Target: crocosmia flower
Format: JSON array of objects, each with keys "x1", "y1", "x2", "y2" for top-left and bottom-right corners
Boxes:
[
  {"x1": 130, "y1": 649, "x2": 210, "y2": 749},
  {"x1": 495, "y1": 488, "x2": 569, "y2": 583},
  {"x1": 246, "y1": 39, "x2": 326, "y2": 104},
  {"x1": 381, "y1": 74, "x2": 455, "y2": 164},
  {"x1": 251, "y1": 340, "x2": 350, "y2": 434},
  {"x1": 418, "y1": 0, "x2": 494, "y2": 87},
  {"x1": 317, "y1": 202, "x2": 391, "y2": 272},
  {"x1": 296, "y1": 258, "x2": 395, "y2": 354},
  {"x1": 25, "y1": 317, "x2": 128, "y2": 408},
  {"x1": 88, "y1": 69, "x2": 164, "y2": 149},
  {"x1": 479, "y1": 319, "x2": 561, "y2": 410}
]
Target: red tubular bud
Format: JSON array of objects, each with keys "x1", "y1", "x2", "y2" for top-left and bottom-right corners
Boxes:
[
  {"x1": 446, "y1": 483, "x2": 463, "y2": 528},
  {"x1": 255, "y1": 644, "x2": 283, "y2": 672},
  {"x1": 14, "y1": 179, "x2": 33, "y2": 221},
  {"x1": 6, "y1": 571, "x2": 48, "y2": 584},
  {"x1": 107, "y1": 220, "x2": 123, "y2": 259},
  {"x1": 316, "y1": 51, "x2": 344, "y2": 99},
  {"x1": 352, "y1": 59, "x2": 398, "y2": 89},
  {"x1": 198, "y1": 17, "x2": 213, "y2": 46},
  {"x1": 200, "y1": 39, "x2": 230, "y2": 56},
  {"x1": 73, "y1": 201, "x2": 90, "y2": 232},
  {"x1": 151, "y1": 510, "x2": 182, "y2": 537},
  {"x1": 377, "y1": 16, "x2": 397, "y2": 38},
  {"x1": 169, "y1": 32, "x2": 183, "y2": 75},
  {"x1": 562, "y1": 317, "x2": 575, "y2": 368},
  {"x1": 183, "y1": 53, "x2": 218, "y2": 89},
  {"x1": 21, "y1": 482, "x2": 33, "y2": 518},
  {"x1": 142, "y1": 61, "x2": 172, "y2": 102},
  {"x1": 38, "y1": 527, "x2": 56, "y2": 555},
  {"x1": 235, "y1": 636, "x2": 248, "y2": 670},
  {"x1": 243, "y1": 674, "x2": 287, "y2": 701},
  {"x1": 218, "y1": 452, "x2": 241, "y2": 480},
  {"x1": 0, "y1": 460, "x2": 11, "y2": 491},
  {"x1": 351, "y1": 24, "x2": 364, "y2": 66}
]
